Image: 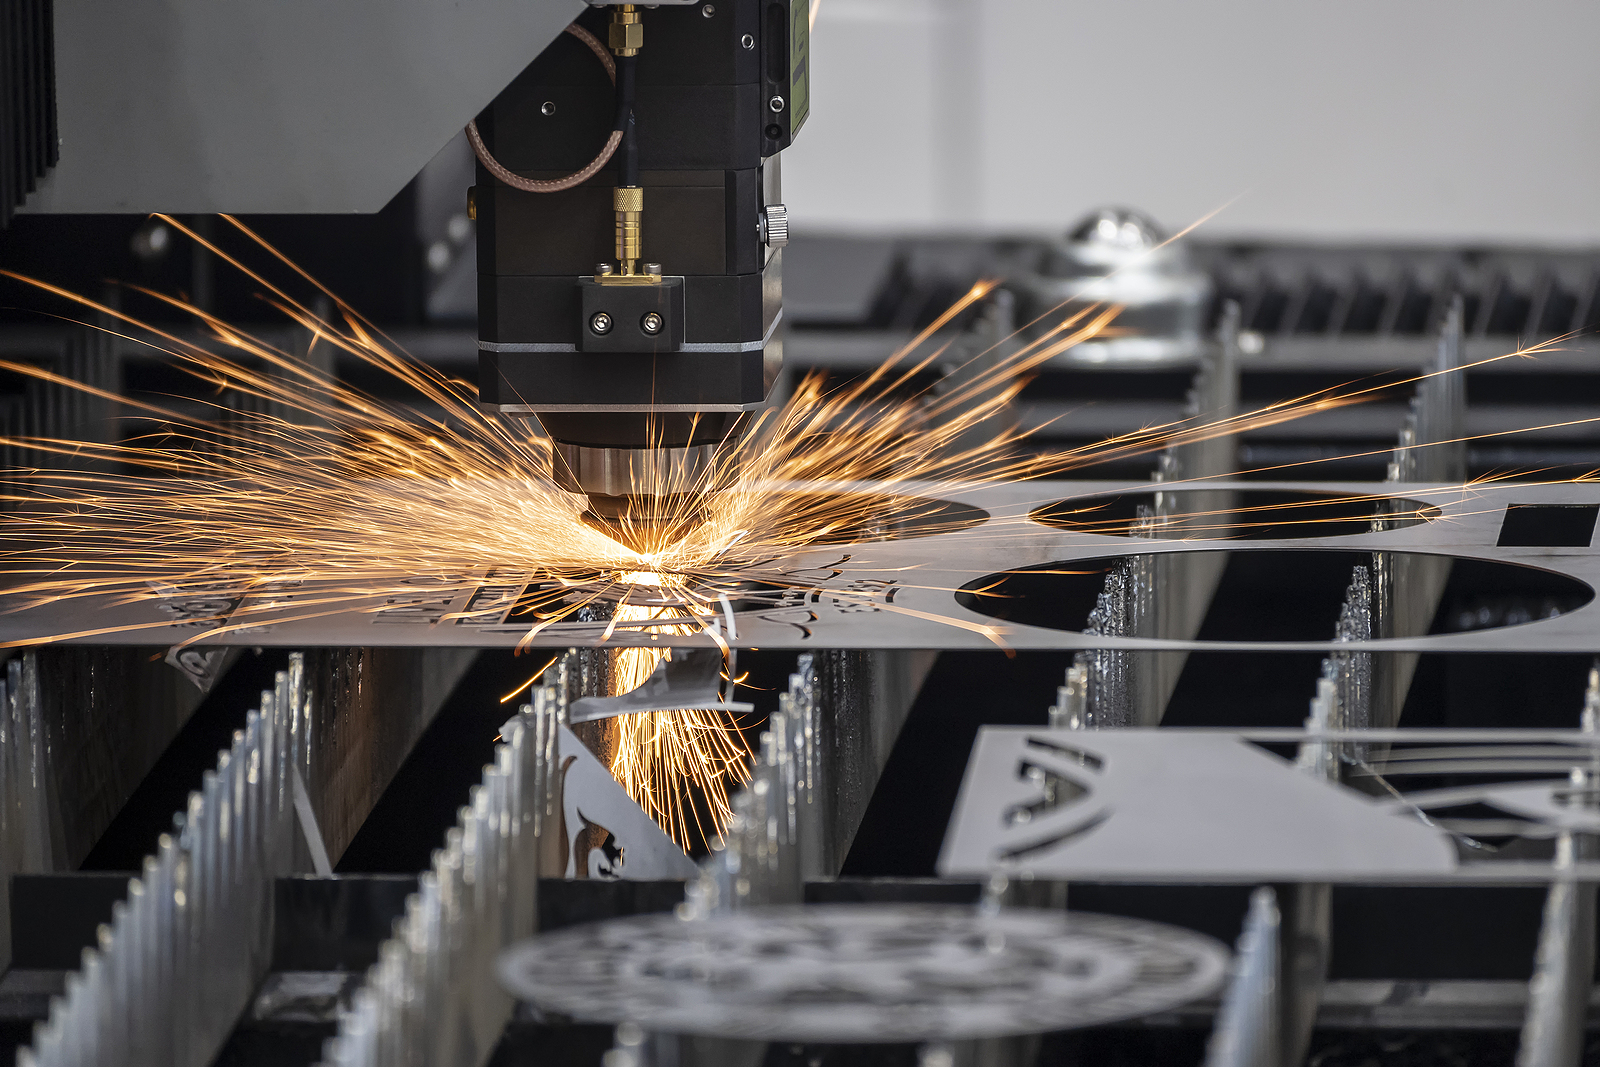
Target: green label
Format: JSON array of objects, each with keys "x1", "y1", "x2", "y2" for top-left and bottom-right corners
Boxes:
[{"x1": 789, "y1": 0, "x2": 810, "y2": 135}]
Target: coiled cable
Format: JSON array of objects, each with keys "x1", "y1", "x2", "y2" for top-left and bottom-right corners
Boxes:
[{"x1": 465, "y1": 23, "x2": 620, "y2": 194}]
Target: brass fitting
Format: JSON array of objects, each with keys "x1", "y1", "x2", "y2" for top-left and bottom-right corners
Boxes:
[
  {"x1": 614, "y1": 185, "x2": 644, "y2": 276},
  {"x1": 609, "y1": 5, "x2": 642, "y2": 57}
]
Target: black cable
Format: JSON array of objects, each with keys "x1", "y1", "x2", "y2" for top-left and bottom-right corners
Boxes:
[{"x1": 616, "y1": 54, "x2": 639, "y2": 187}]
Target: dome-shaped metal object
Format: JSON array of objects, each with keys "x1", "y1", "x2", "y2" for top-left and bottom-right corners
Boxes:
[
  {"x1": 1069, "y1": 207, "x2": 1166, "y2": 252},
  {"x1": 1006, "y1": 205, "x2": 1212, "y2": 364}
]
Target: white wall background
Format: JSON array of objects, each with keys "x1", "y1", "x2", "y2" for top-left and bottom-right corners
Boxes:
[{"x1": 782, "y1": 0, "x2": 1600, "y2": 244}]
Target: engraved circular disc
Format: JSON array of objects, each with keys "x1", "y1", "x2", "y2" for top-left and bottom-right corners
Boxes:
[{"x1": 497, "y1": 904, "x2": 1228, "y2": 1042}]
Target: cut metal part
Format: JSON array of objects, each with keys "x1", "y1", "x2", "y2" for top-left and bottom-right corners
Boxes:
[
  {"x1": 496, "y1": 904, "x2": 1230, "y2": 1042},
  {"x1": 568, "y1": 647, "x2": 751, "y2": 722},
  {"x1": 940, "y1": 727, "x2": 1600, "y2": 884}
]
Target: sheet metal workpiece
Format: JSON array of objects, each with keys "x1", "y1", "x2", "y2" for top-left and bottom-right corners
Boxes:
[{"x1": 5, "y1": 477, "x2": 1599, "y2": 653}]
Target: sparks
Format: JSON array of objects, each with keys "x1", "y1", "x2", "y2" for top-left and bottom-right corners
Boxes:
[{"x1": 0, "y1": 217, "x2": 1575, "y2": 844}]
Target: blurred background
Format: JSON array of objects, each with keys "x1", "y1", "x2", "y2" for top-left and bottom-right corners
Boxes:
[{"x1": 785, "y1": 0, "x2": 1600, "y2": 243}]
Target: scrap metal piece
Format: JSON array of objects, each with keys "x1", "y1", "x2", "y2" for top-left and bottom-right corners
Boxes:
[
  {"x1": 569, "y1": 648, "x2": 752, "y2": 722},
  {"x1": 498, "y1": 904, "x2": 1229, "y2": 1043},
  {"x1": 495, "y1": 702, "x2": 698, "y2": 881},
  {"x1": 939, "y1": 728, "x2": 1458, "y2": 882}
]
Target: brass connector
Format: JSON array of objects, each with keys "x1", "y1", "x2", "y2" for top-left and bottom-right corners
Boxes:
[
  {"x1": 609, "y1": 4, "x2": 642, "y2": 56},
  {"x1": 614, "y1": 185, "x2": 643, "y2": 275}
]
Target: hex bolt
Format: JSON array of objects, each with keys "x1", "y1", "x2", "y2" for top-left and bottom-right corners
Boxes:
[
  {"x1": 640, "y1": 312, "x2": 664, "y2": 336},
  {"x1": 769, "y1": 95, "x2": 786, "y2": 113},
  {"x1": 590, "y1": 312, "x2": 614, "y2": 335},
  {"x1": 541, "y1": 101, "x2": 556, "y2": 116}
]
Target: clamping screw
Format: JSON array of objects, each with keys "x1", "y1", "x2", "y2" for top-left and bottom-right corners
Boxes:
[
  {"x1": 640, "y1": 312, "x2": 664, "y2": 335},
  {"x1": 590, "y1": 312, "x2": 614, "y2": 335},
  {"x1": 758, "y1": 203, "x2": 790, "y2": 248}
]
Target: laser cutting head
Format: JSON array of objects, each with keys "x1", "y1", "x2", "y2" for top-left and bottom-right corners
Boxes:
[
  {"x1": 471, "y1": 1, "x2": 806, "y2": 528},
  {"x1": 543, "y1": 411, "x2": 742, "y2": 548}
]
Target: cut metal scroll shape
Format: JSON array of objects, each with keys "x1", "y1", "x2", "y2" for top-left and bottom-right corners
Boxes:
[
  {"x1": 940, "y1": 729, "x2": 1457, "y2": 882},
  {"x1": 568, "y1": 647, "x2": 751, "y2": 722},
  {"x1": 497, "y1": 904, "x2": 1229, "y2": 1043},
  {"x1": 553, "y1": 724, "x2": 698, "y2": 881}
]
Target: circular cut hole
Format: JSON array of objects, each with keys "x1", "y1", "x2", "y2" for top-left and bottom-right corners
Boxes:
[
  {"x1": 956, "y1": 549, "x2": 1592, "y2": 641},
  {"x1": 1031, "y1": 488, "x2": 1438, "y2": 540}
]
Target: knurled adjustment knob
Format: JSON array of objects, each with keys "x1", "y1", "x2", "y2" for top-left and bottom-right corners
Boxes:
[{"x1": 759, "y1": 203, "x2": 790, "y2": 249}]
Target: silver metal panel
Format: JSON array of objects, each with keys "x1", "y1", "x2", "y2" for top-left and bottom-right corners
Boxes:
[
  {"x1": 940, "y1": 727, "x2": 1600, "y2": 885},
  {"x1": 4, "y1": 478, "x2": 1599, "y2": 651},
  {"x1": 23, "y1": 0, "x2": 583, "y2": 213}
]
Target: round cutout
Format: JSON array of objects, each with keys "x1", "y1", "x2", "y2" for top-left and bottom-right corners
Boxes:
[
  {"x1": 956, "y1": 549, "x2": 1592, "y2": 641},
  {"x1": 1031, "y1": 488, "x2": 1437, "y2": 540}
]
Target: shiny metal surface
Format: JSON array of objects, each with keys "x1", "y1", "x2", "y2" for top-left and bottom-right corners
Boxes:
[
  {"x1": 552, "y1": 440, "x2": 721, "y2": 501},
  {"x1": 1007, "y1": 207, "x2": 1212, "y2": 365}
]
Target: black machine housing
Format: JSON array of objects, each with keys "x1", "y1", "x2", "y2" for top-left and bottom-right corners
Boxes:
[{"x1": 474, "y1": 0, "x2": 808, "y2": 452}]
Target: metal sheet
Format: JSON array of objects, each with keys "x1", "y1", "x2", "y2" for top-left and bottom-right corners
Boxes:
[{"x1": 4, "y1": 478, "x2": 1600, "y2": 652}]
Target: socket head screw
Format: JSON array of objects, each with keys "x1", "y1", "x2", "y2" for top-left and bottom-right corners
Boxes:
[
  {"x1": 769, "y1": 95, "x2": 785, "y2": 113},
  {"x1": 741, "y1": 33, "x2": 755, "y2": 49},
  {"x1": 540, "y1": 101, "x2": 556, "y2": 116},
  {"x1": 640, "y1": 312, "x2": 664, "y2": 335},
  {"x1": 644, "y1": 262, "x2": 662, "y2": 275},
  {"x1": 590, "y1": 312, "x2": 614, "y2": 335},
  {"x1": 701, "y1": 3, "x2": 715, "y2": 15}
]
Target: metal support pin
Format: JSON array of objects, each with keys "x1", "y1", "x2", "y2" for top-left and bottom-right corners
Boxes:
[
  {"x1": 1517, "y1": 673, "x2": 1600, "y2": 1067},
  {"x1": 19, "y1": 656, "x2": 310, "y2": 1067},
  {"x1": 1203, "y1": 886, "x2": 1281, "y2": 1067}
]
